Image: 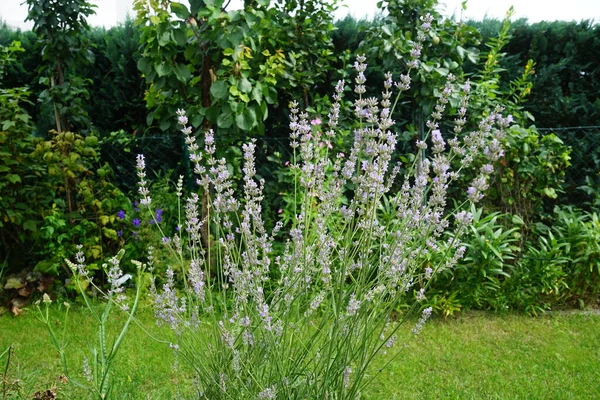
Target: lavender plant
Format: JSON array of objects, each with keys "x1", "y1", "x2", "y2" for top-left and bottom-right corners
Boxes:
[
  {"x1": 37, "y1": 247, "x2": 146, "y2": 399},
  {"x1": 137, "y1": 14, "x2": 512, "y2": 399}
]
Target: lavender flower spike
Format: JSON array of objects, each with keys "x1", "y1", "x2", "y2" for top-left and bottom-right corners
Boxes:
[{"x1": 136, "y1": 154, "x2": 151, "y2": 206}]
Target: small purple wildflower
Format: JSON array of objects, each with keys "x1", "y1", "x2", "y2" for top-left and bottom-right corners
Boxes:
[
  {"x1": 117, "y1": 230, "x2": 123, "y2": 237},
  {"x1": 117, "y1": 210, "x2": 125, "y2": 220},
  {"x1": 155, "y1": 209, "x2": 163, "y2": 223},
  {"x1": 132, "y1": 218, "x2": 141, "y2": 227}
]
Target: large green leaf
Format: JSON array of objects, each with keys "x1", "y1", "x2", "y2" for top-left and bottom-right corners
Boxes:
[
  {"x1": 206, "y1": 106, "x2": 221, "y2": 123},
  {"x1": 217, "y1": 113, "x2": 234, "y2": 129},
  {"x1": 155, "y1": 62, "x2": 172, "y2": 77},
  {"x1": 159, "y1": 118, "x2": 171, "y2": 131},
  {"x1": 211, "y1": 80, "x2": 228, "y2": 99},
  {"x1": 23, "y1": 220, "x2": 37, "y2": 232},
  {"x1": 239, "y1": 77, "x2": 252, "y2": 93},
  {"x1": 6, "y1": 174, "x2": 21, "y2": 184},
  {"x1": 189, "y1": 0, "x2": 203, "y2": 14},
  {"x1": 174, "y1": 64, "x2": 191, "y2": 83},
  {"x1": 172, "y1": 28, "x2": 187, "y2": 46},
  {"x1": 170, "y1": 2, "x2": 190, "y2": 19},
  {"x1": 158, "y1": 32, "x2": 171, "y2": 47},
  {"x1": 235, "y1": 107, "x2": 257, "y2": 131},
  {"x1": 191, "y1": 113, "x2": 204, "y2": 128}
]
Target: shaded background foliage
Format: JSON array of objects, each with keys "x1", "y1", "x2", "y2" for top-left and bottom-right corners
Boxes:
[{"x1": 2, "y1": 15, "x2": 599, "y2": 133}]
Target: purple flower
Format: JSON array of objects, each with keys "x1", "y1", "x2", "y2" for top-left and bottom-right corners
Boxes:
[
  {"x1": 156, "y1": 209, "x2": 163, "y2": 223},
  {"x1": 132, "y1": 218, "x2": 141, "y2": 227},
  {"x1": 117, "y1": 230, "x2": 123, "y2": 237},
  {"x1": 117, "y1": 210, "x2": 126, "y2": 220},
  {"x1": 133, "y1": 202, "x2": 139, "y2": 211}
]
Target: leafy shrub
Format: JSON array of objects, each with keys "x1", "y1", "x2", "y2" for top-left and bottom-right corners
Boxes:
[
  {"x1": 29, "y1": 130, "x2": 134, "y2": 277},
  {"x1": 508, "y1": 230, "x2": 569, "y2": 314},
  {"x1": 487, "y1": 125, "x2": 571, "y2": 225},
  {"x1": 0, "y1": 41, "x2": 43, "y2": 276},
  {"x1": 550, "y1": 207, "x2": 600, "y2": 307},
  {"x1": 428, "y1": 206, "x2": 522, "y2": 315}
]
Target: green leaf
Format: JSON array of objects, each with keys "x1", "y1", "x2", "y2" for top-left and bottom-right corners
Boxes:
[
  {"x1": 172, "y1": 28, "x2": 187, "y2": 46},
  {"x1": 174, "y1": 64, "x2": 191, "y2": 83},
  {"x1": 146, "y1": 111, "x2": 155, "y2": 126},
  {"x1": 206, "y1": 106, "x2": 221, "y2": 123},
  {"x1": 245, "y1": 12, "x2": 258, "y2": 28},
  {"x1": 155, "y1": 62, "x2": 172, "y2": 77},
  {"x1": 235, "y1": 107, "x2": 257, "y2": 131},
  {"x1": 170, "y1": 2, "x2": 190, "y2": 19},
  {"x1": 217, "y1": 113, "x2": 234, "y2": 129},
  {"x1": 466, "y1": 47, "x2": 480, "y2": 64},
  {"x1": 260, "y1": 101, "x2": 268, "y2": 121},
  {"x1": 189, "y1": 0, "x2": 203, "y2": 14},
  {"x1": 252, "y1": 86, "x2": 262, "y2": 103},
  {"x1": 229, "y1": 85, "x2": 240, "y2": 97},
  {"x1": 264, "y1": 85, "x2": 277, "y2": 104},
  {"x1": 2, "y1": 121, "x2": 16, "y2": 131},
  {"x1": 191, "y1": 113, "x2": 203, "y2": 127},
  {"x1": 84, "y1": 49, "x2": 95, "y2": 64},
  {"x1": 6, "y1": 174, "x2": 21, "y2": 184},
  {"x1": 102, "y1": 227, "x2": 118, "y2": 241},
  {"x1": 543, "y1": 188, "x2": 558, "y2": 199},
  {"x1": 211, "y1": 80, "x2": 228, "y2": 99},
  {"x1": 158, "y1": 32, "x2": 171, "y2": 47},
  {"x1": 434, "y1": 67, "x2": 449, "y2": 76},
  {"x1": 239, "y1": 77, "x2": 252, "y2": 93},
  {"x1": 159, "y1": 118, "x2": 171, "y2": 131},
  {"x1": 34, "y1": 260, "x2": 59, "y2": 276},
  {"x1": 23, "y1": 220, "x2": 37, "y2": 232}
]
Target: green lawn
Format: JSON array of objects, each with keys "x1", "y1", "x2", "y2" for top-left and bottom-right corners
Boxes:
[{"x1": 1, "y1": 306, "x2": 599, "y2": 399}]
